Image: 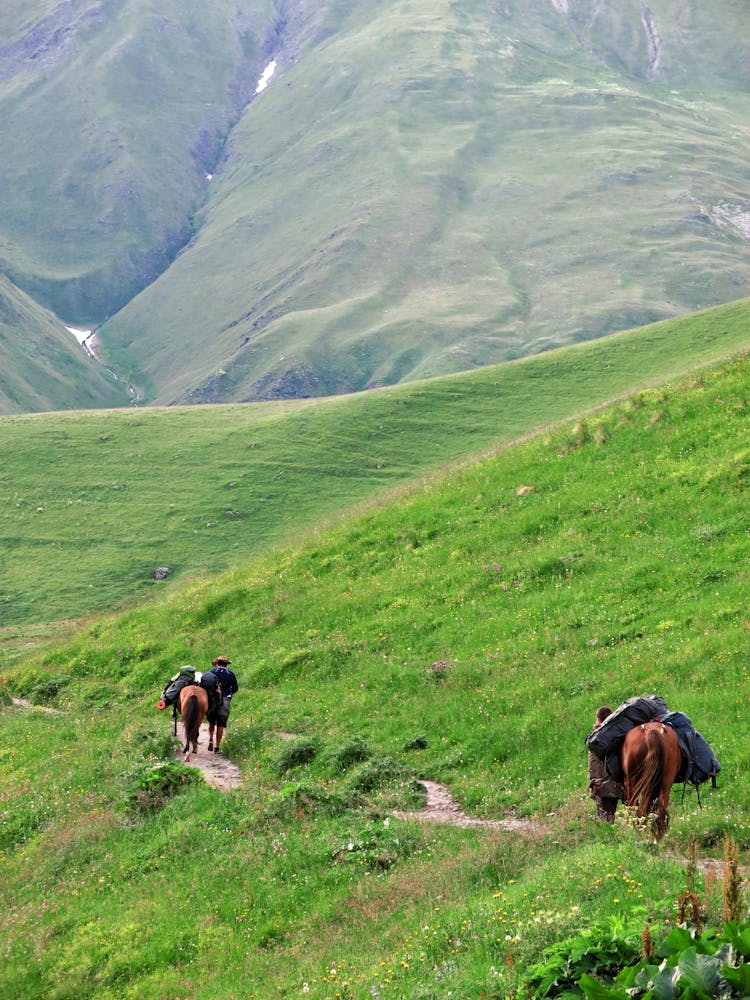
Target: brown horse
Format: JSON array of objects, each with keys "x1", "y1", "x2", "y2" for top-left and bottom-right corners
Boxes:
[
  {"x1": 621, "y1": 721, "x2": 683, "y2": 841},
  {"x1": 178, "y1": 684, "x2": 209, "y2": 760}
]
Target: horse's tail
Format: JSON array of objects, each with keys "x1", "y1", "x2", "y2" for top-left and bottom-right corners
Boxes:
[
  {"x1": 183, "y1": 694, "x2": 201, "y2": 748},
  {"x1": 630, "y1": 728, "x2": 665, "y2": 816}
]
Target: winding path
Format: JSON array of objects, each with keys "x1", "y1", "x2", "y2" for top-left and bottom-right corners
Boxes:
[{"x1": 394, "y1": 780, "x2": 549, "y2": 835}]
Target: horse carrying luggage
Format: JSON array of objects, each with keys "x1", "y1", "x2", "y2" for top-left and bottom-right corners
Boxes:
[{"x1": 585, "y1": 695, "x2": 720, "y2": 805}]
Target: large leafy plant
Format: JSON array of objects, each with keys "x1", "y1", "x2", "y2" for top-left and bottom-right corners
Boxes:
[{"x1": 525, "y1": 922, "x2": 750, "y2": 1000}]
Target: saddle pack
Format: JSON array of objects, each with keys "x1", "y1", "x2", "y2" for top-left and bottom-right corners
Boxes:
[
  {"x1": 159, "y1": 666, "x2": 222, "y2": 722},
  {"x1": 161, "y1": 666, "x2": 199, "y2": 706},
  {"x1": 585, "y1": 695, "x2": 669, "y2": 761},
  {"x1": 661, "y1": 711, "x2": 721, "y2": 788}
]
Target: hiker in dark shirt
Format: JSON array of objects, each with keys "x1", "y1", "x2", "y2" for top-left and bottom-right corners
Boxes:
[
  {"x1": 588, "y1": 705, "x2": 624, "y2": 823},
  {"x1": 207, "y1": 655, "x2": 238, "y2": 753}
]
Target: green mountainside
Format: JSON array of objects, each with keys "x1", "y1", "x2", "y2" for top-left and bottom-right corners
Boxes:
[
  {"x1": 0, "y1": 273, "x2": 127, "y2": 412},
  {"x1": 1, "y1": 0, "x2": 749, "y2": 410},
  {"x1": 2, "y1": 296, "x2": 749, "y2": 634},
  {"x1": 1, "y1": 335, "x2": 749, "y2": 997}
]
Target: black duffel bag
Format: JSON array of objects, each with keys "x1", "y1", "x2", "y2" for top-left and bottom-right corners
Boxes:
[{"x1": 585, "y1": 695, "x2": 670, "y2": 761}]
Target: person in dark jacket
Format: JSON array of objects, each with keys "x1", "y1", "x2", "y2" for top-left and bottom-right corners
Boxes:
[
  {"x1": 207, "y1": 655, "x2": 238, "y2": 752},
  {"x1": 588, "y1": 705, "x2": 624, "y2": 823}
]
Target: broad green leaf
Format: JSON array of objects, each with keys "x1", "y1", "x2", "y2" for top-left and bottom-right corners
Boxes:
[
  {"x1": 723, "y1": 923, "x2": 750, "y2": 959},
  {"x1": 721, "y1": 961, "x2": 750, "y2": 993},
  {"x1": 579, "y1": 973, "x2": 626, "y2": 1000},
  {"x1": 677, "y1": 948, "x2": 724, "y2": 999},
  {"x1": 658, "y1": 928, "x2": 696, "y2": 959}
]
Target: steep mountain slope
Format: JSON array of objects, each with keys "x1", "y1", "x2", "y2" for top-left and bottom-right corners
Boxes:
[
  {"x1": 0, "y1": 273, "x2": 127, "y2": 413},
  {"x1": 0, "y1": 0, "x2": 284, "y2": 322},
  {"x1": 1, "y1": 0, "x2": 749, "y2": 409},
  {"x1": 96, "y1": 0, "x2": 750, "y2": 403}
]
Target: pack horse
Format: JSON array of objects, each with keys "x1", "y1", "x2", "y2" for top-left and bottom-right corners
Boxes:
[
  {"x1": 177, "y1": 684, "x2": 209, "y2": 760},
  {"x1": 621, "y1": 721, "x2": 682, "y2": 841}
]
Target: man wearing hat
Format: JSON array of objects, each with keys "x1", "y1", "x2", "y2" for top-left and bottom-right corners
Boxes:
[{"x1": 207, "y1": 655, "x2": 238, "y2": 753}]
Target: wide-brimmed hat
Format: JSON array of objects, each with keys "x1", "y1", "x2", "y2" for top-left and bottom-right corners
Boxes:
[{"x1": 212, "y1": 655, "x2": 232, "y2": 666}]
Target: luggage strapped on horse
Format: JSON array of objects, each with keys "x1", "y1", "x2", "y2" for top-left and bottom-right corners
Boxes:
[
  {"x1": 660, "y1": 710, "x2": 721, "y2": 807},
  {"x1": 584, "y1": 695, "x2": 720, "y2": 808}
]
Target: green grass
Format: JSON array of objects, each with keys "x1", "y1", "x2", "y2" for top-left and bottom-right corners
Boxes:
[
  {"x1": 1, "y1": 348, "x2": 749, "y2": 997},
  {"x1": 3, "y1": 297, "x2": 750, "y2": 635}
]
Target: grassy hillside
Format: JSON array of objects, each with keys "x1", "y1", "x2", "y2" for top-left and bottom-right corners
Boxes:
[
  {"x1": 1, "y1": 348, "x2": 749, "y2": 998},
  {"x1": 2, "y1": 1, "x2": 749, "y2": 410},
  {"x1": 96, "y1": 0, "x2": 750, "y2": 404},
  {"x1": 3, "y1": 297, "x2": 750, "y2": 636},
  {"x1": 0, "y1": 273, "x2": 128, "y2": 414}
]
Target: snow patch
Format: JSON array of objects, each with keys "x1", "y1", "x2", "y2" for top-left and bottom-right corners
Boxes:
[
  {"x1": 641, "y1": 7, "x2": 662, "y2": 78},
  {"x1": 255, "y1": 59, "x2": 276, "y2": 94},
  {"x1": 66, "y1": 325, "x2": 99, "y2": 360},
  {"x1": 66, "y1": 325, "x2": 91, "y2": 345}
]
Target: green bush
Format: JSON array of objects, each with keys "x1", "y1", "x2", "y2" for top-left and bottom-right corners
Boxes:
[
  {"x1": 29, "y1": 676, "x2": 70, "y2": 705},
  {"x1": 329, "y1": 736, "x2": 373, "y2": 771},
  {"x1": 123, "y1": 761, "x2": 201, "y2": 815},
  {"x1": 523, "y1": 919, "x2": 750, "y2": 1000},
  {"x1": 347, "y1": 754, "x2": 406, "y2": 793},
  {"x1": 332, "y1": 818, "x2": 421, "y2": 872},
  {"x1": 524, "y1": 917, "x2": 651, "y2": 998},
  {"x1": 266, "y1": 780, "x2": 348, "y2": 818},
  {"x1": 273, "y1": 738, "x2": 319, "y2": 773}
]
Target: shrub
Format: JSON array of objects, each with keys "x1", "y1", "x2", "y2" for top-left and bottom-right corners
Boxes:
[
  {"x1": 332, "y1": 818, "x2": 421, "y2": 872},
  {"x1": 348, "y1": 754, "x2": 405, "y2": 792},
  {"x1": 523, "y1": 917, "x2": 644, "y2": 998},
  {"x1": 29, "y1": 676, "x2": 70, "y2": 705},
  {"x1": 123, "y1": 761, "x2": 201, "y2": 814},
  {"x1": 266, "y1": 780, "x2": 348, "y2": 818},
  {"x1": 273, "y1": 738, "x2": 319, "y2": 773},
  {"x1": 329, "y1": 736, "x2": 372, "y2": 771}
]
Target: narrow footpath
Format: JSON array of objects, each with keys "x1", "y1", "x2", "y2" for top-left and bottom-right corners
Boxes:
[{"x1": 175, "y1": 718, "x2": 242, "y2": 791}]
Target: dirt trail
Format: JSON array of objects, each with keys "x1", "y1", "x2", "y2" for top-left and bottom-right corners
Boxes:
[
  {"x1": 175, "y1": 719, "x2": 242, "y2": 791},
  {"x1": 10, "y1": 696, "x2": 59, "y2": 714},
  {"x1": 394, "y1": 780, "x2": 549, "y2": 835}
]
